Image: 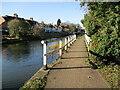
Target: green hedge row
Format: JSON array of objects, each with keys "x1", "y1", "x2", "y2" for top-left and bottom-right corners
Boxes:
[{"x1": 81, "y1": 2, "x2": 120, "y2": 65}]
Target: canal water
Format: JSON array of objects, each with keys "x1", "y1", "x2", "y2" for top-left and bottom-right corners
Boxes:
[{"x1": 2, "y1": 40, "x2": 59, "y2": 88}]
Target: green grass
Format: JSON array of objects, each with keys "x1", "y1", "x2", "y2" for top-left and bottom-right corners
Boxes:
[
  {"x1": 99, "y1": 64, "x2": 119, "y2": 88},
  {"x1": 20, "y1": 77, "x2": 47, "y2": 89},
  {"x1": 49, "y1": 43, "x2": 65, "y2": 50},
  {"x1": 85, "y1": 56, "x2": 119, "y2": 88},
  {"x1": 76, "y1": 35, "x2": 84, "y2": 40}
]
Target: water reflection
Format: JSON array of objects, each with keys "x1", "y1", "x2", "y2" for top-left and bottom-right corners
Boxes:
[
  {"x1": 2, "y1": 41, "x2": 43, "y2": 88},
  {"x1": 2, "y1": 40, "x2": 59, "y2": 88},
  {"x1": 3, "y1": 42, "x2": 30, "y2": 63}
]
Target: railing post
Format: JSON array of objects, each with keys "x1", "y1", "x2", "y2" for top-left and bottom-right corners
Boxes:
[
  {"x1": 68, "y1": 36, "x2": 70, "y2": 47},
  {"x1": 59, "y1": 39, "x2": 62, "y2": 58},
  {"x1": 74, "y1": 35, "x2": 76, "y2": 42},
  {"x1": 71, "y1": 35, "x2": 73, "y2": 44},
  {"x1": 70, "y1": 36, "x2": 72, "y2": 45},
  {"x1": 69, "y1": 36, "x2": 71, "y2": 45},
  {"x1": 75, "y1": 35, "x2": 76, "y2": 40},
  {"x1": 85, "y1": 34, "x2": 87, "y2": 47},
  {"x1": 65, "y1": 37, "x2": 67, "y2": 51},
  {"x1": 73, "y1": 35, "x2": 75, "y2": 42},
  {"x1": 72, "y1": 35, "x2": 74, "y2": 44},
  {"x1": 85, "y1": 34, "x2": 91, "y2": 52},
  {"x1": 41, "y1": 40, "x2": 47, "y2": 70}
]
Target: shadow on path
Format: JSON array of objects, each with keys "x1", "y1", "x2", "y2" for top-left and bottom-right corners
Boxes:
[
  {"x1": 48, "y1": 66, "x2": 93, "y2": 70},
  {"x1": 62, "y1": 57, "x2": 88, "y2": 59},
  {"x1": 68, "y1": 51, "x2": 87, "y2": 52}
]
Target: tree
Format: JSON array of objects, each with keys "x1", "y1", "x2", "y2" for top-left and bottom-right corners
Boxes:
[
  {"x1": 8, "y1": 19, "x2": 31, "y2": 40},
  {"x1": 32, "y1": 27, "x2": 45, "y2": 38},
  {"x1": 68, "y1": 24, "x2": 76, "y2": 32},
  {"x1": 39, "y1": 21, "x2": 45, "y2": 29},
  {"x1": 81, "y1": 2, "x2": 120, "y2": 64},
  {"x1": 57, "y1": 19, "x2": 61, "y2": 26},
  {"x1": 33, "y1": 22, "x2": 45, "y2": 38}
]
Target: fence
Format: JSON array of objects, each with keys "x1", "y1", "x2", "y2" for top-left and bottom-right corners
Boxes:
[
  {"x1": 84, "y1": 33, "x2": 91, "y2": 51},
  {"x1": 41, "y1": 34, "x2": 76, "y2": 70}
]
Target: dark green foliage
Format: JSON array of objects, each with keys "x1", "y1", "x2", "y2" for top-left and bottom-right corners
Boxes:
[
  {"x1": 68, "y1": 24, "x2": 76, "y2": 32},
  {"x1": 8, "y1": 19, "x2": 31, "y2": 40},
  {"x1": 20, "y1": 77, "x2": 47, "y2": 89},
  {"x1": 57, "y1": 19, "x2": 61, "y2": 26},
  {"x1": 81, "y1": 2, "x2": 120, "y2": 64},
  {"x1": 32, "y1": 22, "x2": 45, "y2": 39},
  {"x1": 7, "y1": 19, "x2": 46, "y2": 40}
]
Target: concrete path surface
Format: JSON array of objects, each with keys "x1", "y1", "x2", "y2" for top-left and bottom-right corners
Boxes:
[{"x1": 45, "y1": 37, "x2": 109, "y2": 88}]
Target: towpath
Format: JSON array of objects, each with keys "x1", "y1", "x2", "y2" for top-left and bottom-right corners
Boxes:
[{"x1": 45, "y1": 36, "x2": 109, "y2": 88}]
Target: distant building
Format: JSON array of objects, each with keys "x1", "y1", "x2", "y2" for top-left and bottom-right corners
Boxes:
[
  {"x1": 45, "y1": 24, "x2": 63, "y2": 32},
  {"x1": 0, "y1": 13, "x2": 39, "y2": 35}
]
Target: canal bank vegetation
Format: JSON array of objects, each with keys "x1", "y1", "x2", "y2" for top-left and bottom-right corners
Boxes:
[
  {"x1": 2, "y1": 19, "x2": 71, "y2": 44},
  {"x1": 2, "y1": 14, "x2": 82, "y2": 44},
  {"x1": 49, "y1": 42, "x2": 65, "y2": 50},
  {"x1": 20, "y1": 57, "x2": 61, "y2": 89},
  {"x1": 19, "y1": 66, "x2": 48, "y2": 89},
  {"x1": 2, "y1": 19, "x2": 46, "y2": 43},
  {"x1": 81, "y1": 2, "x2": 119, "y2": 88},
  {"x1": 20, "y1": 76, "x2": 47, "y2": 89}
]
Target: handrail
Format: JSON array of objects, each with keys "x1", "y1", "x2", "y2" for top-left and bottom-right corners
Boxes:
[
  {"x1": 44, "y1": 37, "x2": 76, "y2": 56},
  {"x1": 41, "y1": 35, "x2": 71, "y2": 43},
  {"x1": 41, "y1": 34, "x2": 76, "y2": 70}
]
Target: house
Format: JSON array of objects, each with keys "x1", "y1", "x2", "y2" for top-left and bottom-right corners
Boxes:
[
  {"x1": 45, "y1": 24, "x2": 63, "y2": 32},
  {"x1": 45, "y1": 24, "x2": 53, "y2": 32},
  {"x1": 26, "y1": 17, "x2": 39, "y2": 28},
  {"x1": 53, "y1": 25, "x2": 63, "y2": 32},
  {"x1": 0, "y1": 13, "x2": 39, "y2": 36},
  {"x1": 0, "y1": 14, "x2": 25, "y2": 30}
]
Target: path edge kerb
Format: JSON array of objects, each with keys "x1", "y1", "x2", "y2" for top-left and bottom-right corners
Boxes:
[
  {"x1": 19, "y1": 36, "x2": 77, "y2": 89},
  {"x1": 84, "y1": 36, "x2": 110, "y2": 88},
  {"x1": 97, "y1": 70, "x2": 111, "y2": 88}
]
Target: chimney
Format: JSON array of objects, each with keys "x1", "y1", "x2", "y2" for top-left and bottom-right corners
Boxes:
[
  {"x1": 13, "y1": 13, "x2": 18, "y2": 18},
  {"x1": 30, "y1": 17, "x2": 33, "y2": 21}
]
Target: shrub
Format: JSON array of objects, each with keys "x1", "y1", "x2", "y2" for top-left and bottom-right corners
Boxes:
[
  {"x1": 81, "y1": 2, "x2": 120, "y2": 64},
  {"x1": 8, "y1": 19, "x2": 31, "y2": 40}
]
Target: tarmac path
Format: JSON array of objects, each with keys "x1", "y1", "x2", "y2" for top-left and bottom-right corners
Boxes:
[{"x1": 45, "y1": 37, "x2": 109, "y2": 88}]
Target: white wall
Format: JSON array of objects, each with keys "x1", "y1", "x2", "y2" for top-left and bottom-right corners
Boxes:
[{"x1": 45, "y1": 27, "x2": 62, "y2": 32}]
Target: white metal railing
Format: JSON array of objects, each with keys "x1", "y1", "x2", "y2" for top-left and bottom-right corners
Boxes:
[
  {"x1": 41, "y1": 34, "x2": 76, "y2": 70},
  {"x1": 84, "y1": 33, "x2": 91, "y2": 51}
]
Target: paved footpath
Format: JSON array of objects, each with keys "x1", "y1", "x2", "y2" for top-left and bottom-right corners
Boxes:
[{"x1": 45, "y1": 37, "x2": 110, "y2": 88}]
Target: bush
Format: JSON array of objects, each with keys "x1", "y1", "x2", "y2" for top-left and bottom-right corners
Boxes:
[
  {"x1": 8, "y1": 19, "x2": 31, "y2": 40},
  {"x1": 81, "y1": 2, "x2": 120, "y2": 64}
]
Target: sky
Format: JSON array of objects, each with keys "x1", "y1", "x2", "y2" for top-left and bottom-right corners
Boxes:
[{"x1": 1, "y1": 2, "x2": 86, "y2": 27}]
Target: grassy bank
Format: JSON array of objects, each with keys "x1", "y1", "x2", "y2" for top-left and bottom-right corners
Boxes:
[
  {"x1": 20, "y1": 76, "x2": 47, "y2": 89},
  {"x1": 99, "y1": 64, "x2": 119, "y2": 88},
  {"x1": 2, "y1": 32, "x2": 71, "y2": 44},
  {"x1": 49, "y1": 42, "x2": 65, "y2": 50},
  {"x1": 49, "y1": 35, "x2": 84, "y2": 50},
  {"x1": 86, "y1": 55, "x2": 119, "y2": 88},
  {"x1": 20, "y1": 57, "x2": 61, "y2": 89}
]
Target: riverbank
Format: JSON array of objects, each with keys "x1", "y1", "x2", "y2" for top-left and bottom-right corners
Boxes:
[
  {"x1": 2, "y1": 32, "x2": 71, "y2": 44},
  {"x1": 20, "y1": 57, "x2": 61, "y2": 89}
]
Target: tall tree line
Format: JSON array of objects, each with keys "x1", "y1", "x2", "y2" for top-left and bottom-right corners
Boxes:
[{"x1": 81, "y1": 2, "x2": 120, "y2": 64}]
